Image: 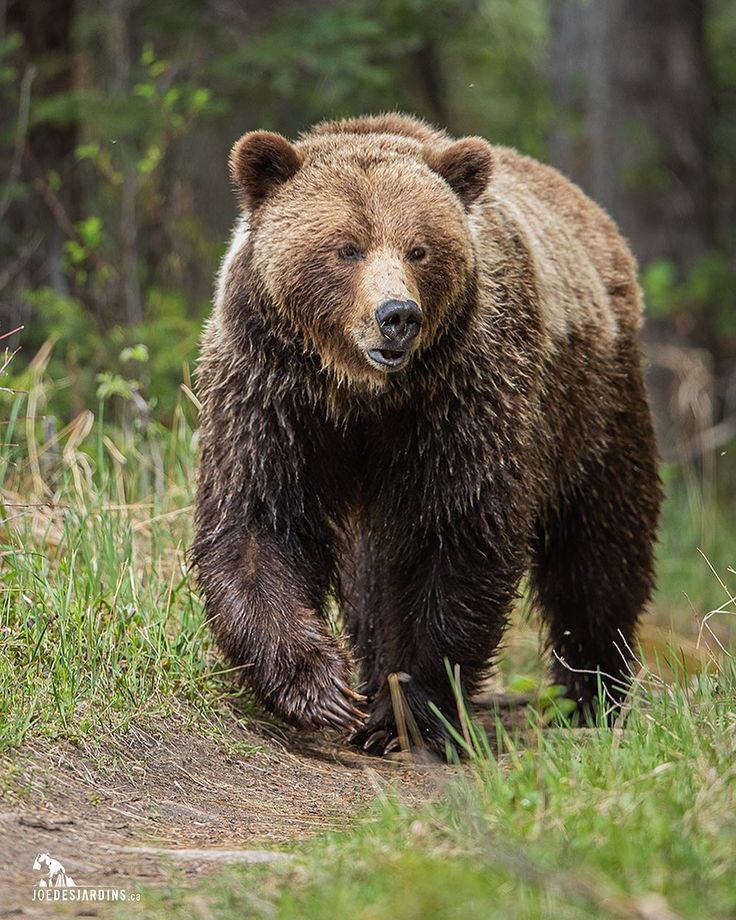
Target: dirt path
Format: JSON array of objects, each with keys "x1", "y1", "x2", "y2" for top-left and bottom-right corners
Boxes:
[{"x1": 0, "y1": 716, "x2": 446, "y2": 917}]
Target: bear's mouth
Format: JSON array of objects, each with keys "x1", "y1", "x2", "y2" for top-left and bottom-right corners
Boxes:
[{"x1": 366, "y1": 348, "x2": 409, "y2": 370}]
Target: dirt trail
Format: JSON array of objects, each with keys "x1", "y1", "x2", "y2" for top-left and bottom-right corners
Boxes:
[{"x1": 0, "y1": 715, "x2": 447, "y2": 917}]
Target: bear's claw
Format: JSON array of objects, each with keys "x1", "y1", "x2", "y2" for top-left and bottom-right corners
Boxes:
[
  {"x1": 320, "y1": 691, "x2": 368, "y2": 732},
  {"x1": 341, "y1": 684, "x2": 368, "y2": 703},
  {"x1": 359, "y1": 728, "x2": 389, "y2": 752},
  {"x1": 351, "y1": 726, "x2": 400, "y2": 756}
]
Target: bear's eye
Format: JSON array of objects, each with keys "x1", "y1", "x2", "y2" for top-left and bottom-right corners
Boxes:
[
  {"x1": 408, "y1": 245, "x2": 427, "y2": 262},
  {"x1": 337, "y1": 243, "x2": 363, "y2": 261}
]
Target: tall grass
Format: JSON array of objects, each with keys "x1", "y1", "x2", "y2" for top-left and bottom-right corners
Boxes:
[
  {"x1": 655, "y1": 459, "x2": 736, "y2": 637},
  {"x1": 134, "y1": 654, "x2": 736, "y2": 919},
  {"x1": 0, "y1": 346, "x2": 238, "y2": 751}
]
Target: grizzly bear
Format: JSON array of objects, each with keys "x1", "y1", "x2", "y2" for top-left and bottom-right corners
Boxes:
[{"x1": 193, "y1": 113, "x2": 662, "y2": 757}]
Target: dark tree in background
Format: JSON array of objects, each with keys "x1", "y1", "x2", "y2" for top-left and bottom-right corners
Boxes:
[
  {"x1": 548, "y1": 0, "x2": 713, "y2": 273},
  {"x1": 5, "y1": 0, "x2": 79, "y2": 297},
  {"x1": 549, "y1": 0, "x2": 736, "y2": 457}
]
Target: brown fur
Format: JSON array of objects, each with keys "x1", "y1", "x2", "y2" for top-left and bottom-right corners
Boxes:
[{"x1": 193, "y1": 113, "x2": 662, "y2": 756}]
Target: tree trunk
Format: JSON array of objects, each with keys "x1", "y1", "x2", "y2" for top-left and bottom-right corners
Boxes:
[
  {"x1": 548, "y1": 0, "x2": 713, "y2": 273},
  {"x1": 107, "y1": 0, "x2": 143, "y2": 326},
  {"x1": 5, "y1": 0, "x2": 79, "y2": 316}
]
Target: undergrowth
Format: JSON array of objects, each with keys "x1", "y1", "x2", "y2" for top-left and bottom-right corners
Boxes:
[{"x1": 0, "y1": 344, "x2": 239, "y2": 751}]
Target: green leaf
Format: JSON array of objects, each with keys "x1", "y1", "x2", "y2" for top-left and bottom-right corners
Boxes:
[
  {"x1": 77, "y1": 216, "x2": 102, "y2": 248},
  {"x1": 75, "y1": 143, "x2": 100, "y2": 161},
  {"x1": 134, "y1": 83, "x2": 155, "y2": 100},
  {"x1": 507, "y1": 675, "x2": 538, "y2": 694},
  {"x1": 141, "y1": 42, "x2": 155, "y2": 66},
  {"x1": 120, "y1": 344, "x2": 149, "y2": 363},
  {"x1": 63, "y1": 240, "x2": 87, "y2": 265},
  {"x1": 137, "y1": 146, "x2": 162, "y2": 174},
  {"x1": 163, "y1": 88, "x2": 180, "y2": 109},
  {"x1": 95, "y1": 373, "x2": 137, "y2": 401}
]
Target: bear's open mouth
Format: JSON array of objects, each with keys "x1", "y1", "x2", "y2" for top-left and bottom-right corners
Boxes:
[{"x1": 366, "y1": 348, "x2": 409, "y2": 370}]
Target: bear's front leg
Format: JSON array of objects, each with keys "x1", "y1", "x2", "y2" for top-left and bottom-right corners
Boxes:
[
  {"x1": 350, "y1": 520, "x2": 526, "y2": 758},
  {"x1": 195, "y1": 527, "x2": 367, "y2": 733}
]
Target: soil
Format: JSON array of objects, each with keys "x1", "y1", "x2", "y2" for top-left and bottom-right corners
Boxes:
[
  {"x1": 0, "y1": 710, "x2": 463, "y2": 918},
  {"x1": 0, "y1": 693, "x2": 537, "y2": 918}
]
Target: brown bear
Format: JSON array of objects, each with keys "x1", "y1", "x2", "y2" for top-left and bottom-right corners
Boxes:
[{"x1": 192, "y1": 113, "x2": 662, "y2": 757}]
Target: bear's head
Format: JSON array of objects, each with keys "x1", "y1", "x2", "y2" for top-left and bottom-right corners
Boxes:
[{"x1": 228, "y1": 125, "x2": 492, "y2": 386}]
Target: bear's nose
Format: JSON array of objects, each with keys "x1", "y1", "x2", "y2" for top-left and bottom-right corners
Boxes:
[{"x1": 375, "y1": 299, "x2": 423, "y2": 345}]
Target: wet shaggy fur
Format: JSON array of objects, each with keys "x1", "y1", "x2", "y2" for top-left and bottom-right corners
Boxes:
[{"x1": 192, "y1": 113, "x2": 662, "y2": 756}]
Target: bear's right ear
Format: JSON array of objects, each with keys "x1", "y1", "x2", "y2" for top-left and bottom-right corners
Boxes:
[{"x1": 229, "y1": 131, "x2": 303, "y2": 209}]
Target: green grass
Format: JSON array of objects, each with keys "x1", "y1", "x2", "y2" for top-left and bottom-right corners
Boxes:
[
  {"x1": 1, "y1": 359, "x2": 735, "y2": 919},
  {"x1": 133, "y1": 663, "x2": 736, "y2": 919},
  {"x1": 656, "y1": 457, "x2": 736, "y2": 632},
  {"x1": 0, "y1": 363, "x2": 238, "y2": 751}
]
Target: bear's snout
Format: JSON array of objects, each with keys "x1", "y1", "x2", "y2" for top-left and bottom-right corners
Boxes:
[
  {"x1": 365, "y1": 299, "x2": 423, "y2": 371},
  {"x1": 375, "y1": 300, "x2": 423, "y2": 346}
]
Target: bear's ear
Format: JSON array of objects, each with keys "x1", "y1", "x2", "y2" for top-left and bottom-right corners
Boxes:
[
  {"x1": 426, "y1": 138, "x2": 493, "y2": 208},
  {"x1": 229, "y1": 131, "x2": 303, "y2": 209}
]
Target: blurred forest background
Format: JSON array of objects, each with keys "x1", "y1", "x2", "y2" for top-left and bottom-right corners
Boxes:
[{"x1": 1, "y1": 0, "x2": 735, "y2": 465}]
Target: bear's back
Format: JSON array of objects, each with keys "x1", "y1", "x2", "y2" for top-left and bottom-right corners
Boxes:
[
  {"x1": 305, "y1": 112, "x2": 449, "y2": 146},
  {"x1": 491, "y1": 147, "x2": 641, "y2": 326},
  {"x1": 487, "y1": 146, "x2": 642, "y2": 337}
]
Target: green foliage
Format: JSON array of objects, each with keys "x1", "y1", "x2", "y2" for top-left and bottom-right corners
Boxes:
[
  {"x1": 120, "y1": 343, "x2": 149, "y2": 364},
  {"x1": 15, "y1": 286, "x2": 204, "y2": 422},
  {"x1": 656, "y1": 458, "x2": 736, "y2": 620},
  {"x1": 3, "y1": 34, "x2": 219, "y2": 422},
  {"x1": 212, "y1": 0, "x2": 549, "y2": 149},
  {"x1": 95, "y1": 371, "x2": 139, "y2": 401},
  {"x1": 642, "y1": 252, "x2": 736, "y2": 339},
  {"x1": 641, "y1": 259, "x2": 678, "y2": 320}
]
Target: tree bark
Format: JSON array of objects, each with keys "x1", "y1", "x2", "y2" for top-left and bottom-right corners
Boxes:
[
  {"x1": 107, "y1": 0, "x2": 143, "y2": 326},
  {"x1": 5, "y1": 0, "x2": 79, "y2": 309},
  {"x1": 548, "y1": 0, "x2": 713, "y2": 273}
]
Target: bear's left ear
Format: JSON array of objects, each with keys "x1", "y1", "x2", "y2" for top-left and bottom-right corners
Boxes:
[
  {"x1": 229, "y1": 131, "x2": 303, "y2": 209},
  {"x1": 426, "y1": 138, "x2": 493, "y2": 208}
]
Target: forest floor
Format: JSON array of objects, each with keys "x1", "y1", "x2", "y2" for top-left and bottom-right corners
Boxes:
[
  {"x1": 0, "y1": 716, "x2": 434, "y2": 915},
  {"x1": 0, "y1": 698, "x2": 533, "y2": 917}
]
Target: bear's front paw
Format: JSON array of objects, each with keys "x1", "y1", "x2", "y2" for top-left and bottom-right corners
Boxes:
[
  {"x1": 349, "y1": 683, "x2": 456, "y2": 760},
  {"x1": 307, "y1": 678, "x2": 368, "y2": 733},
  {"x1": 262, "y1": 641, "x2": 367, "y2": 734}
]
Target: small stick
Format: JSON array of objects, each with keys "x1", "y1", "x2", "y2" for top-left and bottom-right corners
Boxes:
[
  {"x1": 387, "y1": 672, "x2": 411, "y2": 754},
  {"x1": 388, "y1": 672, "x2": 425, "y2": 753}
]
